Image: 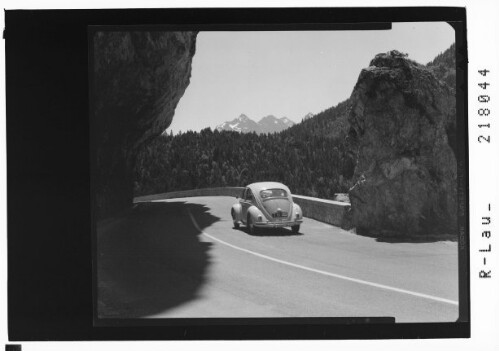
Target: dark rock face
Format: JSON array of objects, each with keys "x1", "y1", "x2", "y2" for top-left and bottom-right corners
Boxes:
[
  {"x1": 347, "y1": 50, "x2": 457, "y2": 237},
  {"x1": 93, "y1": 31, "x2": 198, "y2": 217}
]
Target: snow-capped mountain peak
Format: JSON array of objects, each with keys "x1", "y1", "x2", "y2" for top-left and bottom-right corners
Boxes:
[
  {"x1": 216, "y1": 114, "x2": 295, "y2": 134},
  {"x1": 279, "y1": 116, "x2": 294, "y2": 126}
]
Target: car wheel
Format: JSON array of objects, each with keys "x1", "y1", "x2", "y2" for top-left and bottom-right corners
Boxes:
[
  {"x1": 231, "y1": 209, "x2": 240, "y2": 229},
  {"x1": 291, "y1": 225, "x2": 300, "y2": 233},
  {"x1": 247, "y1": 215, "x2": 255, "y2": 235}
]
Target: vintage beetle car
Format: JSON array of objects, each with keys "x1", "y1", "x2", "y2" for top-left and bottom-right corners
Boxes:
[{"x1": 231, "y1": 182, "x2": 303, "y2": 234}]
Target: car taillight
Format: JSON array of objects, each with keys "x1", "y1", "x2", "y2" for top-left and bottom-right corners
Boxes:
[{"x1": 257, "y1": 215, "x2": 262, "y2": 222}]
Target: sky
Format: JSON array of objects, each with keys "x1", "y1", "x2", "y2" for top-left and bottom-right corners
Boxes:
[{"x1": 168, "y1": 22, "x2": 455, "y2": 134}]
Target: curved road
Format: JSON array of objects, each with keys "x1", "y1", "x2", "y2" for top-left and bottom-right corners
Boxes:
[{"x1": 97, "y1": 196, "x2": 459, "y2": 322}]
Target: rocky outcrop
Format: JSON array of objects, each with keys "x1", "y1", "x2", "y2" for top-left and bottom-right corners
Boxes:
[
  {"x1": 347, "y1": 50, "x2": 457, "y2": 237},
  {"x1": 93, "y1": 31, "x2": 197, "y2": 217}
]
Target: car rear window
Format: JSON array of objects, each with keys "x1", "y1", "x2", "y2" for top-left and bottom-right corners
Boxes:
[{"x1": 260, "y1": 189, "x2": 287, "y2": 199}]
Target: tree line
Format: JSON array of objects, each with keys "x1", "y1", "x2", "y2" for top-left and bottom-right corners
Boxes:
[{"x1": 134, "y1": 121, "x2": 355, "y2": 200}]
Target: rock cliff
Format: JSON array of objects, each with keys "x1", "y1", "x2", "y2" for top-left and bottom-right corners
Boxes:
[
  {"x1": 93, "y1": 31, "x2": 198, "y2": 217},
  {"x1": 347, "y1": 50, "x2": 457, "y2": 237}
]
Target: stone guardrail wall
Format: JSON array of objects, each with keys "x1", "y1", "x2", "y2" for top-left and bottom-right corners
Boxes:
[
  {"x1": 134, "y1": 187, "x2": 245, "y2": 202},
  {"x1": 291, "y1": 194, "x2": 351, "y2": 229},
  {"x1": 134, "y1": 187, "x2": 351, "y2": 229}
]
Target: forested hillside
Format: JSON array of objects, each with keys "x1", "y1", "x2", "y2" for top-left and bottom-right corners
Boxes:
[
  {"x1": 427, "y1": 43, "x2": 457, "y2": 155},
  {"x1": 134, "y1": 128, "x2": 354, "y2": 199},
  {"x1": 283, "y1": 99, "x2": 350, "y2": 141},
  {"x1": 427, "y1": 43, "x2": 456, "y2": 91}
]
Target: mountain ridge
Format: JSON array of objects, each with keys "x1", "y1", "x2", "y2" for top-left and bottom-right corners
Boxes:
[{"x1": 215, "y1": 113, "x2": 297, "y2": 134}]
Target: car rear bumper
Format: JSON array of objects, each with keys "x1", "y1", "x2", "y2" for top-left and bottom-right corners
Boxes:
[{"x1": 254, "y1": 219, "x2": 303, "y2": 228}]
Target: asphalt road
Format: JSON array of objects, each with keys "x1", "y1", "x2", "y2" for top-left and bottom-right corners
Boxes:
[{"x1": 97, "y1": 196, "x2": 459, "y2": 322}]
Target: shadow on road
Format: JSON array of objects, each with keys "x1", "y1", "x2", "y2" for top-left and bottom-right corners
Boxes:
[
  {"x1": 232, "y1": 226, "x2": 303, "y2": 237},
  {"x1": 353, "y1": 226, "x2": 458, "y2": 244},
  {"x1": 374, "y1": 234, "x2": 458, "y2": 244},
  {"x1": 96, "y1": 201, "x2": 220, "y2": 319}
]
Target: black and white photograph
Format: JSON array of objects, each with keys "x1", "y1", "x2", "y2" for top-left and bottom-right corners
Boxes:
[
  {"x1": 91, "y1": 22, "x2": 465, "y2": 323},
  {"x1": 6, "y1": 0, "x2": 499, "y2": 348}
]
